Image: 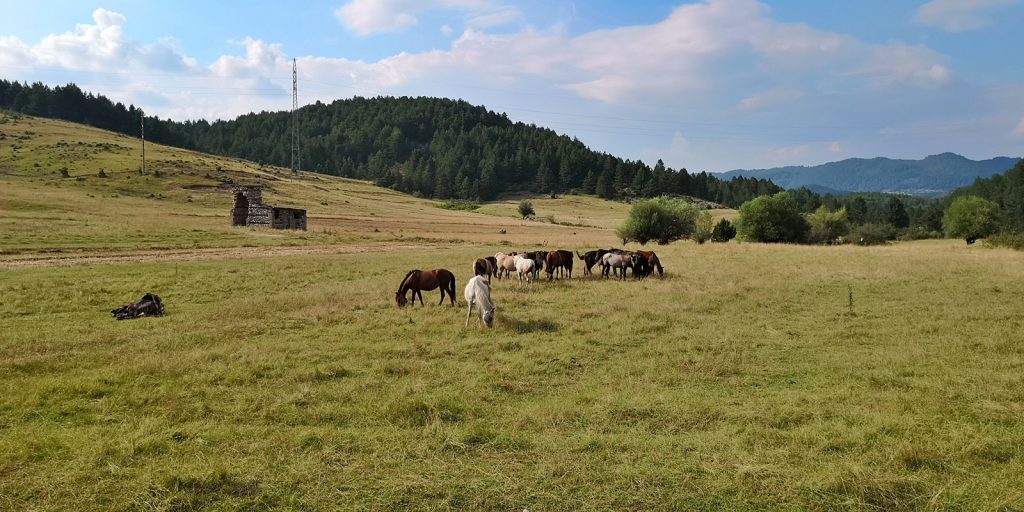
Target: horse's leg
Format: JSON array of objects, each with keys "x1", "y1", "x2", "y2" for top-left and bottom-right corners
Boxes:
[
  {"x1": 466, "y1": 298, "x2": 474, "y2": 327},
  {"x1": 417, "y1": 290, "x2": 424, "y2": 306}
]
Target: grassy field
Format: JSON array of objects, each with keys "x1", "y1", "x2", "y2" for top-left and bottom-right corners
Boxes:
[{"x1": 2, "y1": 115, "x2": 1024, "y2": 510}]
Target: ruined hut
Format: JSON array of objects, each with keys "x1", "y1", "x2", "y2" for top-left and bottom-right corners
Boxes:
[{"x1": 231, "y1": 186, "x2": 307, "y2": 230}]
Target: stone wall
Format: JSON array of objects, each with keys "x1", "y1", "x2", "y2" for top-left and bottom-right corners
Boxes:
[
  {"x1": 230, "y1": 185, "x2": 306, "y2": 230},
  {"x1": 271, "y1": 207, "x2": 307, "y2": 230}
]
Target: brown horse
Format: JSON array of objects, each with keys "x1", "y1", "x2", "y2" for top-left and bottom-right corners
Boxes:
[
  {"x1": 545, "y1": 250, "x2": 574, "y2": 280},
  {"x1": 395, "y1": 269, "x2": 457, "y2": 307},
  {"x1": 473, "y1": 257, "x2": 495, "y2": 284},
  {"x1": 634, "y1": 250, "x2": 664, "y2": 277}
]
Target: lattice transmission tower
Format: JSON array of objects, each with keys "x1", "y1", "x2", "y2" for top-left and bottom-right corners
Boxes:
[{"x1": 290, "y1": 58, "x2": 300, "y2": 175}]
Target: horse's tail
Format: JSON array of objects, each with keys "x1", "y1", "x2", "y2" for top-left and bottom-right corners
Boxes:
[{"x1": 397, "y1": 269, "x2": 419, "y2": 292}]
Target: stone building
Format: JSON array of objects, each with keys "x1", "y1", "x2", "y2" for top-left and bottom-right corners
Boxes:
[{"x1": 231, "y1": 186, "x2": 307, "y2": 230}]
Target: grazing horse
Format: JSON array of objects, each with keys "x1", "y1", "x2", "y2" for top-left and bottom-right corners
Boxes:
[
  {"x1": 634, "y1": 250, "x2": 664, "y2": 277},
  {"x1": 464, "y1": 275, "x2": 495, "y2": 328},
  {"x1": 485, "y1": 256, "x2": 498, "y2": 280},
  {"x1": 601, "y1": 252, "x2": 636, "y2": 280},
  {"x1": 495, "y1": 252, "x2": 518, "y2": 280},
  {"x1": 576, "y1": 250, "x2": 602, "y2": 276},
  {"x1": 473, "y1": 257, "x2": 495, "y2": 284},
  {"x1": 546, "y1": 250, "x2": 574, "y2": 280},
  {"x1": 395, "y1": 269, "x2": 456, "y2": 307},
  {"x1": 514, "y1": 254, "x2": 535, "y2": 285}
]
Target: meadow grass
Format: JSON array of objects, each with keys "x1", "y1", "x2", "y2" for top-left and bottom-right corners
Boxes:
[
  {"x1": 2, "y1": 241, "x2": 1023, "y2": 510},
  {"x1": 2, "y1": 115, "x2": 1024, "y2": 510}
]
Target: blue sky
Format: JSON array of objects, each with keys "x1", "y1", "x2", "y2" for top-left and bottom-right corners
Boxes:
[{"x1": 1, "y1": 0, "x2": 1022, "y2": 172}]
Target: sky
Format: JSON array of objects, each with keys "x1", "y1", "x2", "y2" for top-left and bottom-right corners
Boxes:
[{"x1": 1, "y1": 0, "x2": 1022, "y2": 172}]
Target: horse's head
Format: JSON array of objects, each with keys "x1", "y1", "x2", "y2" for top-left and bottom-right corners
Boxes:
[
  {"x1": 395, "y1": 292, "x2": 407, "y2": 307},
  {"x1": 483, "y1": 307, "x2": 495, "y2": 328}
]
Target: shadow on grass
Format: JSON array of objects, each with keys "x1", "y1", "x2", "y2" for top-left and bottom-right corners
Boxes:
[{"x1": 496, "y1": 316, "x2": 559, "y2": 334}]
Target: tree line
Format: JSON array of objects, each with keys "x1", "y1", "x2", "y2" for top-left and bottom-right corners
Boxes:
[{"x1": 0, "y1": 79, "x2": 781, "y2": 207}]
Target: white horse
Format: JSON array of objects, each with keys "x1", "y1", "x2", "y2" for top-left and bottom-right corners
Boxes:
[
  {"x1": 601, "y1": 251, "x2": 635, "y2": 280},
  {"x1": 464, "y1": 275, "x2": 495, "y2": 327},
  {"x1": 514, "y1": 254, "x2": 535, "y2": 285},
  {"x1": 495, "y1": 252, "x2": 518, "y2": 280}
]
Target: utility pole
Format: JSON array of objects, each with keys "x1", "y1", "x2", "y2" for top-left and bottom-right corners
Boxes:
[
  {"x1": 291, "y1": 58, "x2": 300, "y2": 175},
  {"x1": 140, "y1": 109, "x2": 146, "y2": 175}
]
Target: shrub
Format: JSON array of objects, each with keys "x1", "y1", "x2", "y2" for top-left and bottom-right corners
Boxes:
[
  {"x1": 692, "y1": 211, "x2": 713, "y2": 244},
  {"x1": 896, "y1": 226, "x2": 942, "y2": 241},
  {"x1": 736, "y1": 192, "x2": 810, "y2": 243},
  {"x1": 58, "y1": 167, "x2": 70, "y2": 178},
  {"x1": 616, "y1": 197, "x2": 699, "y2": 245},
  {"x1": 984, "y1": 232, "x2": 1024, "y2": 251},
  {"x1": 711, "y1": 218, "x2": 737, "y2": 242},
  {"x1": 943, "y1": 195, "x2": 1000, "y2": 244},
  {"x1": 807, "y1": 206, "x2": 850, "y2": 244},
  {"x1": 437, "y1": 199, "x2": 479, "y2": 211},
  {"x1": 517, "y1": 200, "x2": 535, "y2": 219},
  {"x1": 853, "y1": 223, "x2": 896, "y2": 245},
  {"x1": 97, "y1": 169, "x2": 108, "y2": 178}
]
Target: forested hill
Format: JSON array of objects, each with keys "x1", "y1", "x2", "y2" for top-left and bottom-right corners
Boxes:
[
  {"x1": 949, "y1": 159, "x2": 1024, "y2": 232},
  {"x1": 720, "y1": 153, "x2": 1020, "y2": 196},
  {"x1": 0, "y1": 79, "x2": 782, "y2": 207}
]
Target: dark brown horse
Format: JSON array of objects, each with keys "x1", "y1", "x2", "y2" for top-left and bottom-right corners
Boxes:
[
  {"x1": 546, "y1": 250, "x2": 574, "y2": 280},
  {"x1": 473, "y1": 257, "x2": 495, "y2": 284},
  {"x1": 634, "y1": 250, "x2": 664, "y2": 277},
  {"x1": 395, "y1": 269, "x2": 456, "y2": 307},
  {"x1": 576, "y1": 250, "x2": 601, "y2": 276}
]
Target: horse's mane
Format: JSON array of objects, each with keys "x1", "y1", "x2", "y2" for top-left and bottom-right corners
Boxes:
[{"x1": 396, "y1": 269, "x2": 421, "y2": 292}]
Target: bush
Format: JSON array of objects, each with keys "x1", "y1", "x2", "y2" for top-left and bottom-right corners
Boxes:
[
  {"x1": 517, "y1": 200, "x2": 535, "y2": 219},
  {"x1": 896, "y1": 226, "x2": 942, "y2": 241},
  {"x1": 58, "y1": 167, "x2": 70, "y2": 178},
  {"x1": 943, "y1": 195, "x2": 999, "y2": 243},
  {"x1": 983, "y1": 232, "x2": 1024, "y2": 251},
  {"x1": 807, "y1": 206, "x2": 850, "y2": 244},
  {"x1": 616, "y1": 197, "x2": 699, "y2": 245},
  {"x1": 692, "y1": 211, "x2": 713, "y2": 244},
  {"x1": 437, "y1": 199, "x2": 479, "y2": 211},
  {"x1": 736, "y1": 192, "x2": 810, "y2": 243},
  {"x1": 711, "y1": 218, "x2": 737, "y2": 242},
  {"x1": 97, "y1": 169, "x2": 108, "y2": 178},
  {"x1": 853, "y1": 223, "x2": 896, "y2": 245}
]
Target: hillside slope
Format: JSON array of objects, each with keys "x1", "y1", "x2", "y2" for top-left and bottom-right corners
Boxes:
[
  {"x1": 720, "y1": 153, "x2": 1021, "y2": 196},
  {"x1": 0, "y1": 81, "x2": 781, "y2": 207},
  {"x1": 0, "y1": 113, "x2": 637, "y2": 258}
]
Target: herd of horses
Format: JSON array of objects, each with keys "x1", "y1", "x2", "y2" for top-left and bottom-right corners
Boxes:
[{"x1": 394, "y1": 248, "x2": 665, "y2": 328}]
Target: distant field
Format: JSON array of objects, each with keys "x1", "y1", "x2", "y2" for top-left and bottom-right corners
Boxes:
[{"x1": 2, "y1": 115, "x2": 1024, "y2": 510}]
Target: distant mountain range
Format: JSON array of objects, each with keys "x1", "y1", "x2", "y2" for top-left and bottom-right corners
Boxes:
[{"x1": 719, "y1": 153, "x2": 1021, "y2": 196}]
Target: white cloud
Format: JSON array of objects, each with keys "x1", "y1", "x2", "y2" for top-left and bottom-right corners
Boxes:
[
  {"x1": 0, "y1": 8, "x2": 197, "y2": 73},
  {"x1": 737, "y1": 88, "x2": 803, "y2": 111},
  {"x1": 914, "y1": 0, "x2": 1021, "y2": 32},
  {"x1": 830, "y1": 141, "x2": 844, "y2": 154},
  {"x1": 440, "y1": 24, "x2": 454, "y2": 36},
  {"x1": 1014, "y1": 117, "x2": 1024, "y2": 137},
  {"x1": 850, "y1": 42, "x2": 950, "y2": 87},
  {"x1": 466, "y1": 7, "x2": 523, "y2": 28},
  {"x1": 334, "y1": 0, "x2": 491, "y2": 36}
]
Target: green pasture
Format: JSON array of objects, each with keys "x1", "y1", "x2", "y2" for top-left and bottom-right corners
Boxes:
[{"x1": 2, "y1": 241, "x2": 1023, "y2": 510}]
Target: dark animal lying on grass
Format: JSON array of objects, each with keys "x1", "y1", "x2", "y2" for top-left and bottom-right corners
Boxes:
[{"x1": 112, "y1": 293, "x2": 164, "y2": 320}]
